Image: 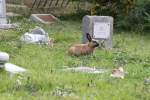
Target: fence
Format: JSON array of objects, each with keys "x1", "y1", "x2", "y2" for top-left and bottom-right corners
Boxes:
[{"x1": 6, "y1": 0, "x2": 90, "y2": 15}]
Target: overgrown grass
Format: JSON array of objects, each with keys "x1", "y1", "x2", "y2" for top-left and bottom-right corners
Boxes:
[{"x1": 0, "y1": 18, "x2": 150, "y2": 100}]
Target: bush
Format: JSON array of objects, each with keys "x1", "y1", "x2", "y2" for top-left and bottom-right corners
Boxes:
[
  {"x1": 116, "y1": 0, "x2": 150, "y2": 31},
  {"x1": 73, "y1": 0, "x2": 150, "y2": 31}
]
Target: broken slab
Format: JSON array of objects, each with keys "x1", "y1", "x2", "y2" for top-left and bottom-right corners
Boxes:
[
  {"x1": 64, "y1": 66, "x2": 108, "y2": 74},
  {"x1": 30, "y1": 14, "x2": 59, "y2": 24},
  {"x1": 0, "y1": 51, "x2": 27, "y2": 77},
  {"x1": 20, "y1": 27, "x2": 50, "y2": 45}
]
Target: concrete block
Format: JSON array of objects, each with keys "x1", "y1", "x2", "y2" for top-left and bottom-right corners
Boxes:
[{"x1": 82, "y1": 15, "x2": 113, "y2": 49}]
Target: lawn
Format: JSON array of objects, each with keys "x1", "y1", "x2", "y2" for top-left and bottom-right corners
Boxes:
[{"x1": 0, "y1": 18, "x2": 150, "y2": 100}]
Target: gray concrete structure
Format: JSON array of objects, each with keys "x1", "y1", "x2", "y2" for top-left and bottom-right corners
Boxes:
[
  {"x1": 0, "y1": 0, "x2": 7, "y2": 24},
  {"x1": 82, "y1": 15, "x2": 113, "y2": 49},
  {"x1": 0, "y1": 0, "x2": 18, "y2": 29}
]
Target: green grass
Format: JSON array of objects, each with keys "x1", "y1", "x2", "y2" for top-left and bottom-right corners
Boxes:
[{"x1": 0, "y1": 18, "x2": 150, "y2": 100}]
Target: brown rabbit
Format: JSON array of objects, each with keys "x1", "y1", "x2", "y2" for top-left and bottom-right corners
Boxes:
[{"x1": 68, "y1": 33, "x2": 99, "y2": 56}]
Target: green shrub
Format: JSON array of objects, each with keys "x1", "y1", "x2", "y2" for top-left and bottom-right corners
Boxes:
[
  {"x1": 72, "y1": 0, "x2": 150, "y2": 31},
  {"x1": 116, "y1": 0, "x2": 150, "y2": 31}
]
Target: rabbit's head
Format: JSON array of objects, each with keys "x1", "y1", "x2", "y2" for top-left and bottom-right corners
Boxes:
[{"x1": 86, "y1": 33, "x2": 99, "y2": 48}]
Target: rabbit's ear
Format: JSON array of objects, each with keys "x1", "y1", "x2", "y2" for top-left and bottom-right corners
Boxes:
[{"x1": 86, "y1": 33, "x2": 92, "y2": 42}]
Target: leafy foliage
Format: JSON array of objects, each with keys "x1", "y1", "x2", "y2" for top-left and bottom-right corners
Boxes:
[
  {"x1": 116, "y1": 0, "x2": 150, "y2": 31},
  {"x1": 72, "y1": 0, "x2": 150, "y2": 31}
]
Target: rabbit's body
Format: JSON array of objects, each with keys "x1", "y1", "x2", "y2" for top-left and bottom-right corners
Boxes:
[
  {"x1": 68, "y1": 44, "x2": 95, "y2": 56},
  {"x1": 68, "y1": 33, "x2": 99, "y2": 56}
]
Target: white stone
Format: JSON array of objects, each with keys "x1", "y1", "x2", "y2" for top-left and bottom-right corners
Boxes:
[
  {"x1": 4, "y1": 63, "x2": 26, "y2": 74},
  {"x1": 20, "y1": 27, "x2": 49, "y2": 44},
  {"x1": 0, "y1": 52, "x2": 9, "y2": 63}
]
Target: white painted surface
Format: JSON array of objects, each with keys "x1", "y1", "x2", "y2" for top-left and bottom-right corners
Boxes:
[
  {"x1": 82, "y1": 16, "x2": 113, "y2": 49},
  {"x1": 93, "y1": 22, "x2": 110, "y2": 39}
]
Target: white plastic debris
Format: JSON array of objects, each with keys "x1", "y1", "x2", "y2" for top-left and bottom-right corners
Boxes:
[
  {"x1": 4, "y1": 63, "x2": 26, "y2": 74},
  {"x1": 64, "y1": 66, "x2": 108, "y2": 74},
  {"x1": 0, "y1": 52, "x2": 9, "y2": 64},
  {"x1": 20, "y1": 27, "x2": 49, "y2": 44},
  {"x1": 110, "y1": 67, "x2": 125, "y2": 79}
]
